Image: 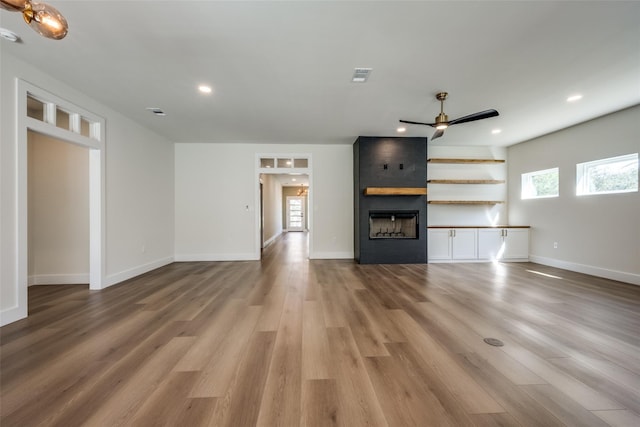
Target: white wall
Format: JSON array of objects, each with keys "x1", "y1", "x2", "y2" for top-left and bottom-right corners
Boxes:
[
  {"x1": 175, "y1": 143, "x2": 353, "y2": 260},
  {"x1": 28, "y1": 133, "x2": 89, "y2": 284},
  {"x1": 508, "y1": 105, "x2": 640, "y2": 285},
  {"x1": 427, "y1": 145, "x2": 508, "y2": 226},
  {"x1": 1, "y1": 52, "x2": 175, "y2": 325},
  {"x1": 261, "y1": 174, "x2": 283, "y2": 246}
]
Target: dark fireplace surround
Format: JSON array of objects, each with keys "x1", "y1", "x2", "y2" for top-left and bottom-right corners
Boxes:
[{"x1": 354, "y1": 136, "x2": 428, "y2": 264}]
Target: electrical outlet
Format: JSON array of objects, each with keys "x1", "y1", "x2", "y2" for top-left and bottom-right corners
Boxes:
[{"x1": 553, "y1": 242, "x2": 558, "y2": 249}]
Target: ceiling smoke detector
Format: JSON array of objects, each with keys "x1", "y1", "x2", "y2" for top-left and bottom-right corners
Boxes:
[{"x1": 352, "y1": 68, "x2": 372, "y2": 83}]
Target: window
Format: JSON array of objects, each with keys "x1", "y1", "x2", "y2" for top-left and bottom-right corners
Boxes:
[
  {"x1": 521, "y1": 167, "x2": 559, "y2": 199},
  {"x1": 576, "y1": 153, "x2": 638, "y2": 196},
  {"x1": 25, "y1": 93, "x2": 101, "y2": 140},
  {"x1": 259, "y1": 156, "x2": 310, "y2": 170}
]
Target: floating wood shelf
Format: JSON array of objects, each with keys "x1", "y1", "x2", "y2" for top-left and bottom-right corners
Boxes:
[
  {"x1": 428, "y1": 200, "x2": 504, "y2": 205},
  {"x1": 364, "y1": 187, "x2": 427, "y2": 196},
  {"x1": 427, "y1": 158, "x2": 505, "y2": 164},
  {"x1": 427, "y1": 179, "x2": 505, "y2": 184}
]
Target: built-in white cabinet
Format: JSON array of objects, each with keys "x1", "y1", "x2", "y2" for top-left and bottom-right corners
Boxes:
[
  {"x1": 428, "y1": 227, "x2": 529, "y2": 262},
  {"x1": 477, "y1": 228, "x2": 529, "y2": 261},
  {"x1": 428, "y1": 228, "x2": 477, "y2": 261}
]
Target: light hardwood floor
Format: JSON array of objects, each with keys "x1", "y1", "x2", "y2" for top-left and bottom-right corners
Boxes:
[{"x1": 2, "y1": 232, "x2": 639, "y2": 426}]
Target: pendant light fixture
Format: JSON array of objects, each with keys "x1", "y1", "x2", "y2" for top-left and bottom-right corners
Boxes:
[{"x1": 0, "y1": 0, "x2": 68, "y2": 40}]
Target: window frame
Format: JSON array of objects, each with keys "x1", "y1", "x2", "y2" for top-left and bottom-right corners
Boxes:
[
  {"x1": 576, "y1": 153, "x2": 638, "y2": 196},
  {"x1": 521, "y1": 167, "x2": 559, "y2": 200}
]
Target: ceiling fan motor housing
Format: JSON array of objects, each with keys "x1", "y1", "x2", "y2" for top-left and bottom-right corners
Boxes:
[{"x1": 435, "y1": 112, "x2": 449, "y2": 129}]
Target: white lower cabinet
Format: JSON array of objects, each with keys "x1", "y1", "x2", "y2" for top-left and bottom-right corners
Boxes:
[
  {"x1": 477, "y1": 229, "x2": 503, "y2": 260},
  {"x1": 429, "y1": 227, "x2": 529, "y2": 262},
  {"x1": 428, "y1": 228, "x2": 477, "y2": 261},
  {"x1": 478, "y1": 228, "x2": 529, "y2": 261}
]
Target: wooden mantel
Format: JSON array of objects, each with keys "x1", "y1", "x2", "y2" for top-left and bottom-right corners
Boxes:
[{"x1": 364, "y1": 187, "x2": 427, "y2": 196}]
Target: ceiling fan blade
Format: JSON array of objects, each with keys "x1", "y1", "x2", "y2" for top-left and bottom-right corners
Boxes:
[
  {"x1": 399, "y1": 119, "x2": 436, "y2": 127},
  {"x1": 431, "y1": 129, "x2": 445, "y2": 140},
  {"x1": 449, "y1": 109, "x2": 499, "y2": 126}
]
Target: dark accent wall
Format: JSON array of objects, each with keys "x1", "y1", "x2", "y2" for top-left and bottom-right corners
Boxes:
[{"x1": 353, "y1": 136, "x2": 428, "y2": 264}]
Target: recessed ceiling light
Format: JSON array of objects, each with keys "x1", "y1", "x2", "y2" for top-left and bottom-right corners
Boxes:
[
  {"x1": 491, "y1": 129, "x2": 502, "y2": 134},
  {"x1": 286, "y1": 160, "x2": 292, "y2": 165},
  {"x1": 0, "y1": 28, "x2": 20, "y2": 42},
  {"x1": 567, "y1": 94, "x2": 583, "y2": 102},
  {"x1": 292, "y1": 178, "x2": 297, "y2": 182},
  {"x1": 198, "y1": 85, "x2": 212, "y2": 94},
  {"x1": 397, "y1": 126, "x2": 406, "y2": 133}
]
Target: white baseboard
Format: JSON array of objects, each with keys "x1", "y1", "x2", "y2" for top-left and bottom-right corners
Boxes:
[
  {"x1": 529, "y1": 255, "x2": 640, "y2": 286},
  {"x1": 28, "y1": 273, "x2": 89, "y2": 286},
  {"x1": 174, "y1": 253, "x2": 260, "y2": 262},
  {"x1": 263, "y1": 232, "x2": 282, "y2": 248},
  {"x1": 309, "y1": 251, "x2": 354, "y2": 260},
  {"x1": 0, "y1": 304, "x2": 27, "y2": 327},
  {"x1": 103, "y1": 256, "x2": 175, "y2": 288},
  {"x1": 428, "y1": 257, "x2": 529, "y2": 263}
]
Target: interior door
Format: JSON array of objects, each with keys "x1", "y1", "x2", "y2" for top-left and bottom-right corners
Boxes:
[{"x1": 286, "y1": 196, "x2": 305, "y2": 231}]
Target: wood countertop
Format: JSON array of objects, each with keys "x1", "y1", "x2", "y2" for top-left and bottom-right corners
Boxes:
[{"x1": 427, "y1": 225, "x2": 530, "y2": 229}]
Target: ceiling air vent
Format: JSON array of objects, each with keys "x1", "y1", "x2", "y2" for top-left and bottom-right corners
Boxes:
[
  {"x1": 352, "y1": 68, "x2": 372, "y2": 83},
  {"x1": 146, "y1": 107, "x2": 166, "y2": 116}
]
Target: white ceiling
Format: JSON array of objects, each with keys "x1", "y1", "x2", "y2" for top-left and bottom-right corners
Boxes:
[{"x1": 1, "y1": 1, "x2": 639, "y2": 147}]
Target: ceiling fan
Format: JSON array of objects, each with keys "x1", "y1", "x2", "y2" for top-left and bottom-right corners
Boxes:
[{"x1": 400, "y1": 92, "x2": 499, "y2": 141}]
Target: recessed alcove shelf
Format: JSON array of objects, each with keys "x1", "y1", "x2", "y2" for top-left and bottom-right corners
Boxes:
[{"x1": 364, "y1": 187, "x2": 427, "y2": 196}]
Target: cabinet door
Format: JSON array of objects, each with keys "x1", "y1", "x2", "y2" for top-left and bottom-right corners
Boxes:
[
  {"x1": 451, "y1": 229, "x2": 477, "y2": 260},
  {"x1": 428, "y1": 229, "x2": 452, "y2": 260},
  {"x1": 503, "y1": 229, "x2": 529, "y2": 260},
  {"x1": 478, "y1": 229, "x2": 504, "y2": 260}
]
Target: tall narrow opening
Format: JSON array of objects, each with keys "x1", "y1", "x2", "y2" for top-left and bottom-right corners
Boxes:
[
  {"x1": 28, "y1": 130, "x2": 90, "y2": 286},
  {"x1": 256, "y1": 154, "x2": 312, "y2": 260},
  {"x1": 5, "y1": 79, "x2": 106, "y2": 326}
]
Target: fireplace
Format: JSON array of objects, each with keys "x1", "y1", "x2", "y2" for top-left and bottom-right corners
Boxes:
[
  {"x1": 369, "y1": 211, "x2": 418, "y2": 239},
  {"x1": 353, "y1": 136, "x2": 428, "y2": 264}
]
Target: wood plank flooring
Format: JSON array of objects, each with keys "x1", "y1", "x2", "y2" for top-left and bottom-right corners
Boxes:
[{"x1": 2, "y1": 232, "x2": 640, "y2": 426}]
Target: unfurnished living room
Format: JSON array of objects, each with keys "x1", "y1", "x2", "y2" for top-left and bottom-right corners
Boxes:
[{"x1": 1, "y1": 1, "x2": 639, "y2": 426}]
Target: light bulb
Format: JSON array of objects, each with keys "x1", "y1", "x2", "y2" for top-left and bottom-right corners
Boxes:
[
  {"x1": 24, "y1": 2, "x2": 68, "y2": 40},
  {"x1": 436, "y1": 124, "x2": 448, "y2": 130}
]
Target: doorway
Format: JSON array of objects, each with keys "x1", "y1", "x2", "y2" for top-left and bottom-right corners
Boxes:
[
  {"x1": 27, "y1": 130, "x2": 89, "y2": 285},
  {"x1": 255, "y1": 154, "x2": 312, "y2": 259},
  {"x1": 3, "y1": 79, "x2": 106, "y2": 326}
]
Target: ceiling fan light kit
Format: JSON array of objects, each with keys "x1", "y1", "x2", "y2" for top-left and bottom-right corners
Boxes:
[
  {"x1": 400, "y1": 91, "x2": 498, "y2": 141},
  {"x1": 0, "y1": 0, "x2": 68, "y2": 40}
]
